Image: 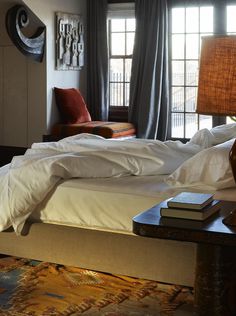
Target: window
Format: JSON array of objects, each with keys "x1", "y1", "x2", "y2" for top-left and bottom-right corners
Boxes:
[
  {"x1": 170, "y1": 2, "x2": 236, "y2": 139},
  {"x1": 107, "y1": 3, "x2": 135, "y2": 111},
  {"x1": 108, "y1": 18, "x2": 135, "y2": 107},
  {"x1": 170, "y1": 6, "x2": 213, "y2": 139}
]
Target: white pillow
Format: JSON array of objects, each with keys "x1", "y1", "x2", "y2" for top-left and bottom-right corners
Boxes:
[
  {"x1": 189, "y1": 123, "x2": 236, "y2": 148},
  {"x1": 165, "y1": 139, "x2": 235, "y2": 190}
]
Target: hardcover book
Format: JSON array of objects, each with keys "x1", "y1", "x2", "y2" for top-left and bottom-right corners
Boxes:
[
  {"x1": 167, "y1": 192, "x2": 214, "y2": 210},
  {"x1": 160, "y1": 199, "x2": 221, "y2": 221}
]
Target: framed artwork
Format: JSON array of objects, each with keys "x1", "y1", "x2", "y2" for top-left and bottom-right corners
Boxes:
[{"x1": 55, "y1": 12, "x2": 84, "y2": 70}]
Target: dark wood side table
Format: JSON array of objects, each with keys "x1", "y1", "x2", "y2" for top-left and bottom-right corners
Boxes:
[{"x1": 133, "y1": 200, "x2": 236, "y2": 316}]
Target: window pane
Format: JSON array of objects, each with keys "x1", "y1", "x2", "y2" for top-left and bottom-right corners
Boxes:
[
  {"x1": 186, "y1": 7, "x2": 199, "y2": 33},
  {"x1": 172, "y1": 87, "x2": 184, "y2": 112},
  {"x1": 172, "y1": 8, "x2": 185, "y2": 33},
  {"x1": 200, "y1": 7, "x2": 213, "y2": 33},
  {"x1": 125, "y1": 83, "x2": 130, "y2": 106},
  {"x1": 227, "y1": 6, "x2": 236, "y2": 33},
  {"x1": 110, "y1": 82, "x2": 124, "y2": 106},
  {"x1": 111, "y1": 19, "x2": 125, "y2": 32},
  {"x1": 186, "y1": 34, "x2": 199, "y2": 59},
  {"x1": 126, "y1": 33, "x2": 135, "y2": 55},
  {"x1": 172, "y1": 61, "x2": 184, "y2": 85},
  {"x1": 111, "y1": 33, "x2": 125, "y2": 55},
  {"x1": 125, "y1": 59, "x2": 132, "y2": 81},
  {"x1": 171, "y1": 113, "x2": 184, "y2": 138},
  {"x1": 185, "y1": 114, "x2": 198, "y2": 138},
  {"x1": 110, "y1": 59, "x2": 123, "y2": 81},
  {"x1": 126, "y1": 19, "x2": 135, "y2": 31},
  {"x1": 186, "y1": 61, "x2": 198, "y2": 86},
  {"x1": 172, "y1": 34, "x2": 185, "y2": 59},
  {"x1": 186, "y1": 87, "x2": 197, "y2": 112},
  {"x1": 199, "y1": 115, "x2": 212, "y2": 130},
  {"x1": 227, "y1": 116, "x2": 236, "y2": 124}
]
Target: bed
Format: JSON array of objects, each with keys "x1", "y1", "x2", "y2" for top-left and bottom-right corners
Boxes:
[{"x1": 0, "y1": 124, "x2": 236, "y2": 287}]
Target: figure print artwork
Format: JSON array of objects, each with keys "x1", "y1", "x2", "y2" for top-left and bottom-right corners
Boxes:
[{"x1": 56, "y1": 12, "x2": 84, "y2": 70}]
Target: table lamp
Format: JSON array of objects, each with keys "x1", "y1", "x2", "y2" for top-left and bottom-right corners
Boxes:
[{"x1": 196, "y1": 35, "x2": 236, "y2": 226}]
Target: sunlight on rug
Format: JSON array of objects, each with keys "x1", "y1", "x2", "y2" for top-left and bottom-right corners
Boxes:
[{"x1": 0, "y1": 256, "x2": 194, "y2": 316}]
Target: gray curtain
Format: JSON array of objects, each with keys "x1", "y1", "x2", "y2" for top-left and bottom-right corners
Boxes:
[
  {"x1": 129, "y1": 0, "x2": 169, "y2": 140},
  {"x1": 87, "y1": 0, "x2": 108, "y2": 121}
]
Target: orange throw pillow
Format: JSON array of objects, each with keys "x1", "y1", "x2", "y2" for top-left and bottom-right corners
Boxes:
[{"x1": 54, "y1": 87, "x2": 91, "y2": 124}]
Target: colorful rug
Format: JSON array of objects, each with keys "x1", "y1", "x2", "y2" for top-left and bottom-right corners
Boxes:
[{"x1": 0, "y1": 256, "x2": 194, "y2": 315}]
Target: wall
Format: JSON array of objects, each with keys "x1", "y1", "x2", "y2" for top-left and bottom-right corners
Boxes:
[
  {"x1": 23, "y1": 0, "x2": 87, "y2": 138},
  {"x1": 0, "y1": 0, "x2": 86, "y2": 147},
  {"x1": 0, "y1": 0, "x2": 29, "y2": 146}
]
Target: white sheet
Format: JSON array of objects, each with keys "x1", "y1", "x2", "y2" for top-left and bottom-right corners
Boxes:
[
  {"x1": 29, "y1": 175, "x2": 236, "y2": 234},
  {"x1": 30, "y1": 175, "x2": 169, "y2": 233},
  {"x1": 166, "y1": 139, "x2": 235, "y2": 190},
  {"x1": 1, "y1": 123, "x2": 236, "y2": 235},
  {"x1": 0, "y1": 133, "x2": 209, "y2": 234}
]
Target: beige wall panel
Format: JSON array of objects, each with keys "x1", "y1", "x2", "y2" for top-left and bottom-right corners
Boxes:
[
  {"x1": 0, "y1": 48, "x2": 3, "y2": 144},
  {"x1": 3, "y1": 46, "x2": 27, "y2": 147},
  {"x1": 27, "y1": 58, "x2": 47, "y2": 145}
]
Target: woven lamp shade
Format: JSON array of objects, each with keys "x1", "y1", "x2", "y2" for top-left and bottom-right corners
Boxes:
[
  {"x1": 197, "y1": 36, "x2": 236, "y2": 226},
  {"x1": 197, "y1": 35, "x2": 236, "y2": 116}
]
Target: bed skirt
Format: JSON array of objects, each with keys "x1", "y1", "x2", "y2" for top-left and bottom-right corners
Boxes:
[{"x1": 0, "y1": 222, "x2": 196, "y2": 286}]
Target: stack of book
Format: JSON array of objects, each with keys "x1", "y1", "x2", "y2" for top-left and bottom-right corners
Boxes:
[{"x1": 160, "y1": 192, "x2": 221, "y2": 221}]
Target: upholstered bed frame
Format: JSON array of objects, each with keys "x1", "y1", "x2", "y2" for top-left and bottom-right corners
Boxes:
[{"x1": 0, "y1": 222, "x2": 196, "y2": 287}]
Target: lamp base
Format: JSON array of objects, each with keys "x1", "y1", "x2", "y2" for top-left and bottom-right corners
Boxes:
[
  {"x1": 229, "y1": 139, "x2": 236, "y2": 183},
  {"x1": 222, "y1": 139, "x2": 236, "y2": 226},
  {"x1": 222, "y1": 210, "x2": 236, "y2": 226}
]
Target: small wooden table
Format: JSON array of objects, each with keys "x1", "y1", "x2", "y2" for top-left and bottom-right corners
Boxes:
[{"x1": 133, "y1": 200, "x2": 236, "y2": 316}]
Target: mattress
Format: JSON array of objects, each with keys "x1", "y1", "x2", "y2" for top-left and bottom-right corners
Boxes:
[{"x1": 30, "y1": 175, "x2": 236, "y2": 233}]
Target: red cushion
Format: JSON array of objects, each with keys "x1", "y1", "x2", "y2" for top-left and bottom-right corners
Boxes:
[{"x1": 54, "y1": 87, "x2": 91, "y2": 124}]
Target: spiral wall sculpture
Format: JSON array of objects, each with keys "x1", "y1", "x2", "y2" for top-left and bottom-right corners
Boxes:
[{"x1": 5, "y1": 5, "x2": 45, "y2": 62}]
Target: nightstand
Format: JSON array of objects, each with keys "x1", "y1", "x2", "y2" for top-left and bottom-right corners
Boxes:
[{"x1": 133, "y1": 200, "x2": 236, "y2": 316}]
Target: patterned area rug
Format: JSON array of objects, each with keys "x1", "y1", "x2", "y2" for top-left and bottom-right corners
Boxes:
[{"x1": 0, "y1": 256, "x2": 194, "y2": 316}]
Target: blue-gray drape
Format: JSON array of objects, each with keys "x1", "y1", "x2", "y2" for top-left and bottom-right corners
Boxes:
[
  {"x1": 87, "y1": 0, "x2": 108, "y2": 120},
  {"x1": 129, "y1": 0, "x2": 169, "y2": 140}
]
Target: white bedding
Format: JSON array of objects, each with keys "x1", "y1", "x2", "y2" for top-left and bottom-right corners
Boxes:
[
  {"x1": 0, "y1": 123, "x2": 236, "y2": 235},
  {"x1": 30, "y1": 175, "x2": 236, "y2": 234}
]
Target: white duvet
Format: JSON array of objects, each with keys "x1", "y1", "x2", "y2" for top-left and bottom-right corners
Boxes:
[{"x1": 1, "y1": 123, "x2": 236, "y2": 235}]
